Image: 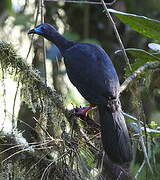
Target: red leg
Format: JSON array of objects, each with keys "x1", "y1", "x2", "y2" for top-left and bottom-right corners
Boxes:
[{"x1": 74, "y1": 105, "x2": 94, "y2": 119}]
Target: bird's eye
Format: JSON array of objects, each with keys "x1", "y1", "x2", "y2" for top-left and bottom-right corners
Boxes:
[{"x1": 41, "y1": 26, "x2": 47, "y2": 30}]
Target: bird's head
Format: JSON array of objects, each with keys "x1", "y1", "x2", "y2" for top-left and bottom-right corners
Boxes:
[
  {"x1": 28, "y1": 23, "x2": 57, "y2": 37},
  {"x1": 28, "y1": 23, "x2": 72, "y2": 52}
]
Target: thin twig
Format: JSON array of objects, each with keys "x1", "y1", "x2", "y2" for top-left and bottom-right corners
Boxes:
[
  {"x1": 40, "y1": 0, "x2": 47, "y2": 84},
  {"x1": 0, "y1": 139, "x2": 57, "y2": 156},
  {"x1": 74, "y1": 150, "x2": 86, "y2": 180},
  {"x1": 123, "y1": 112, "x2": 143, "y2": 124},
  {"x1": 0, "y1": 144, "x2": 27, "y2": 155},
  {"x1": 101, "y1": 0, "x2": 132, "y2": 72},
  {"x1": 134, "y1": 94, "x2": 153, "y2": 173},
  {"x1": 44, "y1": 0, "x2": 118, "y2": 6},
  {"x1": 12, "y1": 80, "x2": 20, "y2": 129},
  {"x1": 34, "y1": 146, "x2": 53, "y2": 150},
  {"x1": 120, "y1": 61, "x2": 160, "y2": 93},
  {"x1": 2, "y1": 69, "x2": 6, "y2": 117},
  {"x1": 6, "y1": 109, "x2": 37, "y2": 132},
  {"x1": 33, "y1": 140, "x2": 62, "y2": 148},
  {"x1": 0, "y1": 140, "x2": 52, "y2": 146},
  {"x1": 1, "y1": 149, "x2": 29, "y2": 164},
  {"x1": 26, "y1": 3, "x2": 39, "y2": 60},
  {"x1": 25, "y1": 151, "x2": 52, "y2": 176},
  {"x1": 33, "y1": 117, "x2": 53, "y2": 140},
  {"x1": 139, "y1": 100, "x2": 149, "y2": 158},
  {"x1": 139, "y1": 133, "x2": 153, "y2": 173},
  {"x1": 40, "y1": 150, "x2": 71, "y2": 180},
  {"x1": 135, "y1": 159, "x2": 145, "y2": 179}
]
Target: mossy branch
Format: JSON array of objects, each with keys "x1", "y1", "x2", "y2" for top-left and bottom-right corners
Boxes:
[
  {"x1": 0, "y1": 41, "x2": 68, "y2": 117},
  {"x1": 0, "y1": 130, "x2": 79, "y2": 180},
  {"x1": 0, "y1": 40, "x2": 85, "y2": 179}
]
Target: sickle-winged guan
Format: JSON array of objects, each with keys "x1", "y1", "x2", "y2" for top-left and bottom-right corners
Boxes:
[{"x1": 28, "y1": 23, "x2": 133, "y2": 164}]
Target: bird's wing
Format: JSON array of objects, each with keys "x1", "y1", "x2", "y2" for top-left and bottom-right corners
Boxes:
[{"x1": 63, "y1": 43, "x2": 120, "y2": 104}]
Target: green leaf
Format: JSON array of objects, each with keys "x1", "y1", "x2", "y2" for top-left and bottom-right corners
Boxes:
[
  {"x1": 80, "y1": 147, "x2": 95, "y2": 170},
  {"x1": 126, "y1": 48, "x2": 160, "y2": 61},
  {"x1": 77, "y1": 147, "x2": 96, "y2": 179},
  {"x1": 109, "y1": 9, "x2": 160, "y2": 41},
  {"x1": 150, "y1": 121, "x2": 158, "y2": 128},
  {"x1": 124, "y1": 48, "x2": 160, "y2": 75}
]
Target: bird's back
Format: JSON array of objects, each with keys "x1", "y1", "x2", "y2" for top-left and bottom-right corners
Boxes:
[{"x1": 63, "y1": 43, "x2": 120, "y2": 105}]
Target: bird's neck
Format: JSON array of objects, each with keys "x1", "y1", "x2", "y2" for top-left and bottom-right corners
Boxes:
[{"x1": 46, "y1": 31, "x2": 74, "y2": 53}]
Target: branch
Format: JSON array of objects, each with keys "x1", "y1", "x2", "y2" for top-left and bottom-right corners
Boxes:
[
  {"x1": 0, "y1": 40, "x2": 98, "y2": 154},
  {"x1": 0, "y1": 41, "x2": 65, "y2": 112},
  {"x1": 39, "y1": 0, "x2": 47, "y2": 84},
  {"x1": 44, "y1": 0, "x2": 118, "y2": 6},
  {"x1": 0, "y1": 131, "x2": 79, "y2": 180},
  {"x1": 135, "y1": 160, "x2": 145, "y2": 179},
  {"x1": 26, "y1": 4, "x2": 39, "y2": 60},
  {"x1": 120, "y1": 61, "x2": 160, "y2": 93},
  {"x1": 101, "y1": 0, "x2": 132, "y2": 72}
]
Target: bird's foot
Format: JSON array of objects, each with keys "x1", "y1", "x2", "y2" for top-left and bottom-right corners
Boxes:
[
  {"x1": 72, "y1": 106, "x2": 100, "y2": 135},
  {"x1": 74, "y1": 106, "x2": 92, "y2": 120}
]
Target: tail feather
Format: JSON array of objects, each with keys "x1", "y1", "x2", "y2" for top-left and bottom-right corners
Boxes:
[{"x1": 98, "y1": 103, "x2": 132, "y2": 164}]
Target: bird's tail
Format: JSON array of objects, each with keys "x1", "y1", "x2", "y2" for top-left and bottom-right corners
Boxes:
[{"x1": 98, "y1": 100, "x2": 132, "y2": 164}]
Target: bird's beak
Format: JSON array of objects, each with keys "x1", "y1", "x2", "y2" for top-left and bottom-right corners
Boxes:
[{"x1": 28, "y1": 28, "x2": 36, "y2": 34}]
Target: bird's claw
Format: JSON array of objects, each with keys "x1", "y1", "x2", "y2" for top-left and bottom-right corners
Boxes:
[{"x1": 73, "y1": 106, "x2": 91, "y2": 120}]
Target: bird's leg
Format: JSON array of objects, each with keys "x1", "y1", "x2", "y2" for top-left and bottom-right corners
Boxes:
[{"x1": 74, "y1": 105, "x2": 95, "y2": 119}]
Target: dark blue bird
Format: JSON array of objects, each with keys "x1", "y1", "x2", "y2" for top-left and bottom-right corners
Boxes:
[{"x1": 28, "y1": 23, "x2": 133, "y2": 164}]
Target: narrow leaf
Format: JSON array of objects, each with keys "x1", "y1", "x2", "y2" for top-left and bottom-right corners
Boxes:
[
  {"x1": 124, "y1": 48, "x2": 160, "y2": 75},
  {"x1": 148, "y1": 43, "x2": 160, "y2": 52},
  {"x1": 141, "y1": 127, "x2": 160, "y2": 137},
  {"x1": 126, "y1": 48, "x2": 160, "y2": 61},
  {"x1": 109, "y1": 9, "x2": 160, "y2": 41}
]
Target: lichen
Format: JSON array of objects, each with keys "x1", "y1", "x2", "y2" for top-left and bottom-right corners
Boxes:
[{"x1": 0, "y1": 41, "x2": 66, "y2": 124}]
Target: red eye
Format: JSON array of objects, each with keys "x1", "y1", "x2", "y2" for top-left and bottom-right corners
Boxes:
[{"x1": 41, "y1": 26, "x2": 47, "y2": 30}]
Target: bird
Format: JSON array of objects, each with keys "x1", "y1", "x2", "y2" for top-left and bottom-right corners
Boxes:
[{"x1": 28, "y1": 23, "x2": 133, "y2": 164}]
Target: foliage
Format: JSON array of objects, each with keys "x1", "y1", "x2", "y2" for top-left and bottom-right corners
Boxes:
[
  {"x1": 110, "y1": 9, "x2": 160, "y2": 41},
  {"x1": 109, "y1": 9, "x2": 160, "y2": 75},
  {"x1": 1, "y1": 1, "x2": 160, "y2": 179},
  {"x1": 123, "y1": 48, "x2": 160, "y2": 75}
]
